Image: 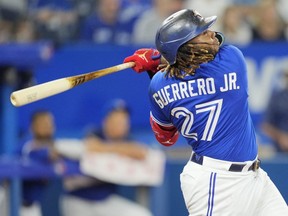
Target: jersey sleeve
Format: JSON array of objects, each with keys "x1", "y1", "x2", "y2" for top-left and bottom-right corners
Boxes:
[
  {"x1": 148, "y1": 81, "x2": 173, "y2": 127},
  {"x1": 22, "y1": 142, "x2": 51, "y2": 164},
  {"x1": 222, "y1": 45, "x2": 247, "y2": 71}
]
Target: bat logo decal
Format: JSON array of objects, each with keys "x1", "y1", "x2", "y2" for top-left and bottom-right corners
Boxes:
[{"x1": 72, "y1": 76, "x2": 86, "y2": 87}]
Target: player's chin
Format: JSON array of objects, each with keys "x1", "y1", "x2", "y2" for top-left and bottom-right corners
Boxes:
[
  {"x1": 213, "y1": 44, "x2": 220, "y2": 53},
  {"x1": 207, "y1": 44, "x2": 219, "y2": 56}
]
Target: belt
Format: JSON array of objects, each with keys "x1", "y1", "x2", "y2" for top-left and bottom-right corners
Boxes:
[{"x1": 191, "y1": 153, "x2": 261, "y2": 172}]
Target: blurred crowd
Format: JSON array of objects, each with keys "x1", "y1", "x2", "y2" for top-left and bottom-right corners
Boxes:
[{"x1": 0, "y1": 0, "x2": 287, "y2": 47}]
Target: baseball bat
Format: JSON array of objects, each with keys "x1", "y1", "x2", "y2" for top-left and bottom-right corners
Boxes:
[{"x1": 10, "y1": 62, "x2": 135, "y2": 107}]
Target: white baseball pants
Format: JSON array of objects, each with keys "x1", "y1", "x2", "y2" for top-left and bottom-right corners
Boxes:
[{"x1": 180, "y1": 157, "x2": 288, "y2": 216}]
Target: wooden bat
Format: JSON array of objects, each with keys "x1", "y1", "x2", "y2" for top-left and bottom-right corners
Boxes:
[{"x1": 10, "y1": 62, "x2": 135, "y2": 107}]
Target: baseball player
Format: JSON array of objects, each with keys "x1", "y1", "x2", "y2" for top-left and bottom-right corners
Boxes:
[{"x1": 124, "y1": 9, "x2": 288, "y2": 216}]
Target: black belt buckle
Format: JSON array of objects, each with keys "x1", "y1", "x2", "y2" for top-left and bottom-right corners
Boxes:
[{"x1": 250, "y1": 159, "x2": 261, "y2": 171}]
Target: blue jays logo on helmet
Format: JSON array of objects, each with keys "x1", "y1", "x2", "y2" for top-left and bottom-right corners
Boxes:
[{"x1": 155, "y1": 9, "x2": 217, "y2": 65}]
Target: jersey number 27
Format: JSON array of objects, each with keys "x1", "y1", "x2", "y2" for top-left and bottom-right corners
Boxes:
[{"x1": 171, "y1": 99, "x2": 223, "y2": 141}]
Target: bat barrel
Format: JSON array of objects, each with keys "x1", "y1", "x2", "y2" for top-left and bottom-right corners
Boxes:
[
  {"x1": 10, "y1": 62, "x2": 135, "y2": 107},
  {"x1": 10, "y1": 78, "x2": 72, "y2": 107}
]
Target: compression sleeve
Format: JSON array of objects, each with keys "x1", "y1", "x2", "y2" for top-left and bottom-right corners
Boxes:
[{"x1": 150, "y1": 115, "x2": 179, "y2": 146}]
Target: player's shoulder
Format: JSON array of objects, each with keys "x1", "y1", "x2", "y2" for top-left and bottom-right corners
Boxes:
[
  {"x1": 216, "y1": 44, "x2": 245, "y2": 64},
  {"x1": 150, "y1": 70, "x2": 165, "y2": 84},
  {"x1": 219, "y1": 44, "x2": 243, "y2": 56},
  {"x1": 149, "y1": 71, "x2": 171, "y2": 93}
]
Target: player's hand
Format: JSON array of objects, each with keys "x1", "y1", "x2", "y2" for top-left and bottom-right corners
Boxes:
[{"x1": 123, "y1": 48, "x2": 161, "y2": 73}]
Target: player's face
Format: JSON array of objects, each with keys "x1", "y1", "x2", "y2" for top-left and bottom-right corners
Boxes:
[
  {"x1": 191, "y1": 30, "x2": 220, "y2": 53},
  {"x1": 31, "y1": 113, "x2": 55, "y2": 141},
  {"x1": 103, "y1": 110, "x2": 130, "y2": 140},
  {"x1": 193, "y1": 30, "x2": 219, "y2": 45}
]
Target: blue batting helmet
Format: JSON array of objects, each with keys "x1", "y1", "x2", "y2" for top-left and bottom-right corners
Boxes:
[{"x1": 155, "y1": 9, "x2": 217, "y2": 65}]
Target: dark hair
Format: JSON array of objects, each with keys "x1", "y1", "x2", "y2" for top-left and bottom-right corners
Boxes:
[
  {"x1": 30, "y1": 109, "x2": 52, "y2": 124},
  {"x1": 102, "y1": 99, "x2": 130, "y2": 118},
  {"x1": 164, "y1": 43, "x2": 217, "y2": 79}
]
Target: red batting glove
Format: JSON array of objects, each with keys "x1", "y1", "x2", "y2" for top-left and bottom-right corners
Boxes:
[{"x1": 123, "y1": 48, "x2": 161, "y2": 73}]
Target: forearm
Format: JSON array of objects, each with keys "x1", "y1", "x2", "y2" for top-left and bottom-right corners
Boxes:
[
  {"x1": 107, "y1": 143, "x2": 147, "y2": 159},
  {"x1": 262, "y1": 123, "x2": 282, "y2": 141},
  {"x1": 262, "y1": 123, "x2": 288, "y2": 151},
  {"x1": 85, "y1": 138, "x2": 147, "y2": 160}
]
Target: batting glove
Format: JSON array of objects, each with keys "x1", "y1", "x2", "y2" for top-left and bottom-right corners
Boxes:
[{"x1": 123, "y1": 48, "x2": 161, "y2": 73}]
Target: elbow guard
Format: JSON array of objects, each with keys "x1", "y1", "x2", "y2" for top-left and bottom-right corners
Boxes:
[{"x1": 150, "y1": 116, "x2": 179, "y2": 146}]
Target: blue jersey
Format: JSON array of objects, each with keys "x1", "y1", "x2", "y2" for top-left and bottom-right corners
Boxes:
[
  {"x1": 20, "y1": 140, "x2": 56, "y2": 205},
  {"x1": 149, "y1": 45, "x2": 257, "y2": 162}
]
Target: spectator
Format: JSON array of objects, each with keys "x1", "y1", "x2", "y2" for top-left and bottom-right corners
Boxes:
[
  {"x1": 132, "y1": 0, "x2": 184, "y2": 45},
  {"x1": 18, "y1": 105, "x2": 154, "y2": 216},
  {"x1": 19, "y1": 110, "x2": 61, "y2": 216},
  {"x1": 71, "y1": 0, "x2": 97, "y2": 23},
  {"x1": 60, "y1": 99, "x2": 153, "y2": 216},
  {"x1": 218, "y1": 6, "x2": 252, "y2": 46},
  {"x1": 276, "y1": 0, "x2": 288, "y2": 40},
  {"x1": 0, "y1": 20, "x2": 14, "y2": 43},
  {"x1": 14, "y1": 19, "x2": 37, "y2": 42},
  {"x1": 262, "y1": 67, "x2": 288, "y2": 153},
  {"x1": 184, "y1": 0, "x2": 233, "y2": 31},
  {"x1": 80, "y1": 0, "x2": 138, "y2": 45},
  {"x1": 0, "y1": 0, "x2": 27, "y2": 22},
  {"x1": 28, "y1": 0, "x2": 73, "y2": 10},
  {"x1": 233, "y1": 0, "x2": 259, "y2": 5},
  {"x1": 29, "y1": 0, "x2": 79, "y2": 47},
  {"x1": 250, "y1": 0, "x2": 286, "y2": 42}
]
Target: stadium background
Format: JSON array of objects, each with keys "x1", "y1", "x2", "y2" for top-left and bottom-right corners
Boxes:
[{"x1": 0, "y1": 0, "x2": 287, "y2": 216}]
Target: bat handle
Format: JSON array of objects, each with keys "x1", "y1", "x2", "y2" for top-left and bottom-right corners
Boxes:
[{"x1": 116, "y1": 62, "x2": 135, "y2": 70}]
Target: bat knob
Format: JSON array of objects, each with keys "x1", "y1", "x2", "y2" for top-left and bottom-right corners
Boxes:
[{"x1": 10, "y1": 93, "x2": 18, "y2": 107}]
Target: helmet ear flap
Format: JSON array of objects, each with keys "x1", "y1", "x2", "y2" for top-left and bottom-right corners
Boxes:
[{"x1": 215, "y1": 32, "x2": 225, "y2": 46}]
